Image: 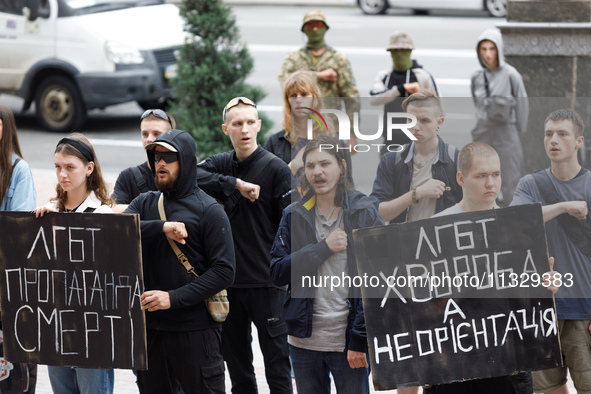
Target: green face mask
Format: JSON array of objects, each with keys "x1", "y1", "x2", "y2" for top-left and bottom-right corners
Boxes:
[
  {"x1": 390, "y1": 50, "x2": 413, "y2": 72},
  {"x1": 304, "y1": 27, "x2": 328, "y2": 50}
]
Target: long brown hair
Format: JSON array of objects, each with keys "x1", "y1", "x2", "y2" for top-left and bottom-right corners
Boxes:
[
  {"x1": 0, "y1": 105, "x2": 24, "y2": 205},
  {"x1": 299, "y1": 134, "x2": 354, "y2": 204},
  {"x1": 281, "y1": 70, "x2": 333, "y2": 145},
  {"x1": 50, "y1": 133, "x2": 114, "y2": 210}
]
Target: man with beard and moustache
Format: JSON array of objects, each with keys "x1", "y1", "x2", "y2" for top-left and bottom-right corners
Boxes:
[
  {"x1": 111, "y1": 109, "x2": 258, "y2": 214},
  {"x1": 124, "y1": 129, "x2": 236, "y2": 394},
  {"x1": 269, "y1": 134, "x2": 384, "y2": 393},
  {"x1": 369, "y1": 32, "x2": 439, "y2": 155},
  {"x1": 197, "y1": 97, "x2": 293, "y2": 393},
  {"x1": 279, "y1": 10, "x2": 360, "y2": 150}
]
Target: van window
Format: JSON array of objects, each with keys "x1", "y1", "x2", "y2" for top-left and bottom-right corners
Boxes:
[
  {"x1": 65, "y1": 0, "x2": 165, "y2": 15},
  {"x1": 0, "y1": 0, "x2": 25, "y2": 15}
]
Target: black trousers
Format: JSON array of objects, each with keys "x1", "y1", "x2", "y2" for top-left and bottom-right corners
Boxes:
[
  {"x1": 137, "y1": 328, "x2": 225, "y2": 394},
  {"x1": 222, "y1": 287, "x2": 292, "y2": 394}
]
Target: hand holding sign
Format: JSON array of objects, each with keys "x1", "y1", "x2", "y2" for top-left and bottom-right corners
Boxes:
[
  {"x1": 33, "y1": 205, "x2": 55, "y2": 218},
  {"x1": 163, "y1": 222, "x2": 187, "y2": 244}
]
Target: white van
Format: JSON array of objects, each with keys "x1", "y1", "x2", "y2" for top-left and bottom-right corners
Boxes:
[{"x1": 0, "y1": 0, "x2": 185, "y2": 131}]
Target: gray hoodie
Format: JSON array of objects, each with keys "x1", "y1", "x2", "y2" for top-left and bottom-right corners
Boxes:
[{"x1": 471, "y1": 28, "x2": 529, "y2": 133}]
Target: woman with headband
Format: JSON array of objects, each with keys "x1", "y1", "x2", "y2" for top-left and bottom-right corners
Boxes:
[{"x1": 34, "y1": 133, "x2": 114, "y2": 394}]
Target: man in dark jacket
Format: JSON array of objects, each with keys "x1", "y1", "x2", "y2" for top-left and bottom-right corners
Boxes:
[
  {"x1": 270, "y1": 134, "x2": 384, "y2": 393},
  {"x1": 125, "y1": 129, "x2": 235, "y2": 394},
  {"x1": 371, "y1": 92, "x2": 462, "y2": 224},
  {"x1": 198, "y1": 97, "x2": 293, "y2": 393}
]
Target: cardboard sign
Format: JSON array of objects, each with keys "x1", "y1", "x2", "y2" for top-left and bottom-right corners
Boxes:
[
  {"x1": 353, "y1": 204, "x2": 561, "y2": 390},
  {"x1": 0, "y1": 212, "x2": 146, "y2": 370}
]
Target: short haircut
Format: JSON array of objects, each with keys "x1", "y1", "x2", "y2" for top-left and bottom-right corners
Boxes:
[
  {"x1": 544, "y1": 108, "x2": 585, "y2": 137},
  {"x1": 141, "y1": 111, "x2": 176, "y2": 129},
  {"x1": 458, "y1": 142, "x2": 498, "y2": 175},
  {"x1": 223, "y1": 102, "x2": 258, "y2": 124},
  {"x1": 402, "y1": 91, "x2": 444, "y2": 117},
  {"x1": 299, "y1": 134, "x2": 353, "y2": 202}
]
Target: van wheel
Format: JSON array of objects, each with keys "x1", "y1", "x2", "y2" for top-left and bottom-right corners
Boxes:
[
  {"x1": 35, "y1": 76, "x2": 86, "y2": 132},
  {"x1": 358, "y1": 0, "x2": 388, "y2": 15}
]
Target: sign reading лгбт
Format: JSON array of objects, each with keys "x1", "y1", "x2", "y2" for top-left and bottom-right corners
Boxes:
[
  {"x1": 353, "y1": 204, "x2": 561, "y2": 390},
  {"x1": 0, "y1": 212, "x2": 147, "y2": 370}
]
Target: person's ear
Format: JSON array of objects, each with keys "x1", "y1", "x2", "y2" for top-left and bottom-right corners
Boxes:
[
  {"x1": 86, "y1": 162, "x2": 95, "y2": 177},
  {"x1": 575, "y1": 136, "x2": 584, "y2": 150},
  {"x1": 256, "y1": 119, "x2": 262, "y2": 133},
  {"x1": 222, "y1": 124, "x2": 229, "y2": 136},
  {"x1": 456, "y1": 171, "x2": 465, "y2": 187}
]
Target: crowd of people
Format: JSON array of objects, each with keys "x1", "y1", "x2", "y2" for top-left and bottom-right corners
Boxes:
[{"x1": 0, "y1": 8, "x2": 589, "y2": 394}]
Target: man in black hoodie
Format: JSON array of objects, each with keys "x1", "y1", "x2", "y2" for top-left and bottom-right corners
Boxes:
[{"x1": 125, "y1": 129, "x2": 236, "y2": 394}]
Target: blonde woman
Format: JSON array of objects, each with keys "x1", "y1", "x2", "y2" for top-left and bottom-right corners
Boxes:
[{"x1": 265, "y1": 70, "x2": 352, "y2": 193}]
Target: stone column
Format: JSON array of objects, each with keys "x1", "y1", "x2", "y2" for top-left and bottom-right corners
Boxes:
[{"x1": 498, "y1": 0, "x2": 591, "y2": 172}]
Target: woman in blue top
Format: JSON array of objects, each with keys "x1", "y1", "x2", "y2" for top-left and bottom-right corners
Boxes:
[
  {"x1": 0, "y1": 105, "x2": 37, "y2": 393},
  {"x1": 0, "y1": 104, "x2": 36, "y2": 211}
]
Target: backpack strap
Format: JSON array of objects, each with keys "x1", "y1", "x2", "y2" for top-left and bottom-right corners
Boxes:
[
  {"x1": 443, "y1": 144, "x2": 459, "y2": 198},
  {"x1": 158, "y1": 193, "x2": 199, "y2": 279},
  {"x1": 223, "y1": 150, "x2": 276, "y2": 219},
  {"x1": 12, "y1": 157, "x2": 21, "y2": 171},
  {"x1": 532, "y1": 169, "x2": 591, "y2": 258},
  {"x1": 131, "y1": 166, "x2": 149, "y2": 193}
]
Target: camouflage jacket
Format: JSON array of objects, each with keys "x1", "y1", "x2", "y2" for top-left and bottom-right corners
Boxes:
[{"x1": 278, "y1": 46, "x2": 361, "y2": 123}]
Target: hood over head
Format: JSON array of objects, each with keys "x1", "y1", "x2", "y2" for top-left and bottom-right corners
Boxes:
[
  {"x1": 476, "y1": 28, "x2": 505, "y2": 69},
  {"x1": 146, "y1": 129, "x2": 197, "y2": 198}
]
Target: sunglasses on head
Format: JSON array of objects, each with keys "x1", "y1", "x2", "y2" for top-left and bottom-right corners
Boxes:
[
  {"x1": 154, "y1": 151, "x2": 178, "y2": 164},
  {"x1": 223, "y1": 97, "x2": 257, "y2": 119},
  {"x1": 141, "y1": 109, "x2": 173, "y2": 128}
]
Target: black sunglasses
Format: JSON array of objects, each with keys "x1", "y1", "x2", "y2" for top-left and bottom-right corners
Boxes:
[
  {"x1": 141, "y1": 109, "x2": 172, "y2": 128},
  {"x1": 154, "y1": 151, "x2": 178, "y2": 164}
]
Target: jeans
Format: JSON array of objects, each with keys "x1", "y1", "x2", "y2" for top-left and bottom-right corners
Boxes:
[
  {"x1": 47, "y1": 366, "x2": 114, "y2": 394},
  {"x1": 289, "y1": 345, "x2": 369, "y2": 394}
]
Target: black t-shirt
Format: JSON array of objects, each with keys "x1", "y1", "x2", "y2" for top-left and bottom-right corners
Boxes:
[
  {"x1": 198, "y1": 146, "x2": 292, "y2": 288},
  {"x1": 112, "y1": 162, "x2": 155, "y2": 204}
]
